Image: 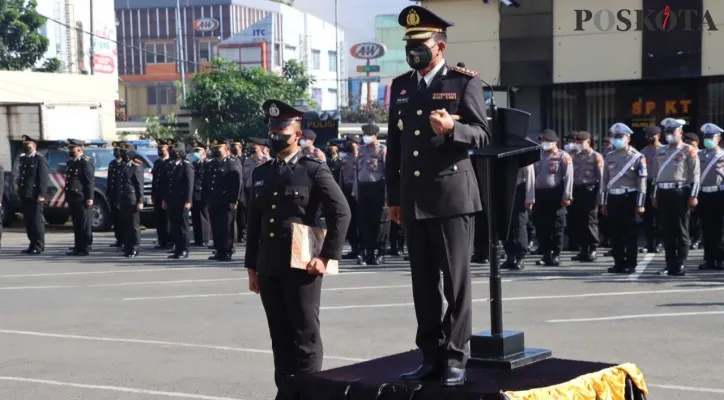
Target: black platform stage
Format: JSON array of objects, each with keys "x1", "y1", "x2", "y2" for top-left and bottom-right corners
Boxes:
[{"x1": 292, "y1": 350, "x2": 648, "y2": 400}]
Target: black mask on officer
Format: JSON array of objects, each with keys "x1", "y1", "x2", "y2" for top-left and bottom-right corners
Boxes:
[
  {"x1": 113, "y1": 148, "x2": 121, "y2": 158},
  {"x1": 126, "y1": 150, "x2": 137, "y2": 161},
  {"x1": 405, "y1": 41, "x2": 440, "y2": 70},
  {"x1": 168, "y1": 149, "x2": 177, "y2": 159},
  {"x1": 23, "y1": 144, "x2": 32, "y2": 154},
  {"x1": 269, "y1": 134, "x2": 293, "y2": 153},
  {"x1": 120, "y1": 149, "x2": 128, "y2": 160},
  {"x1": 211, "y1": 148, "x2": 222, "y2": 159},
  {"x1": 176, "y1": 149, "x2": 186, "y2": 159}
]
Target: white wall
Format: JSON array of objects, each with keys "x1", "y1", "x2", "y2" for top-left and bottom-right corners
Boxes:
[
  {"x1": 0, "y1": 71, "x2": 118, "y2": 141},
  {"x1": 553, "y1": 0, "x2": 642, "y2": 83},
  {"x1": 702, "y1": 0, "x2": 724, "y2": 76}
]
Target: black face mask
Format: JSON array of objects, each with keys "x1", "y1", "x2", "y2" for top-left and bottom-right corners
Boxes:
[
  {"x1": 269, "y1": 134, "x2": 293, "y2": 153},
  {"x1": 176, "y1": 150, "x2": 186, "y2": 159},
  {"x1": 23, "y1": 145, "x2": 32, "y2": 153},
  {"x1": 113, "y1": 148, "x2": 121, "y2": 158},
  {"x1": 168, "y1": 149, "x2": 177, "y2": 159},
  {"x1": 211, "y1": 149, "x2": 222, "y2": 158},
  {"x1": 405, "y1": 43, "x2": 433, "y2": 70},
  {"x1": 158, "y1": 150, "x2": 165, "y2": 157},
  {"x1": 647, "y1": 137, "x2": 657, "y2": 144},
  {"x1": 231, "y1": 147, "x2": 240, "y2": 156},
  {"x1": 67, "y1": 151, "x2": 75, "y2": 158},
  {"x1": 120, "y1": 149, "x2": 128, "y2": 160},
  {"x1": 126, "y1": 150, "x2": 137, "y2": 161}
]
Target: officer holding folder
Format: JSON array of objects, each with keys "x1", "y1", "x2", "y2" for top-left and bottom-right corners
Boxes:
[{"x1": 244, "y1": 99, "x2": 350, "y2": 400}]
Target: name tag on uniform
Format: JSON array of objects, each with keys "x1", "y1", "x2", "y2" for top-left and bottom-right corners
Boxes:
[
  {"x1": 396, "y1": 97, "x2": 409, "y2": 104},
  {"x1": 254, "y1": 180, "x2": 264, "y2": 186},
  {"x1": 432, "y1": 92, "x2": 457, "y2": 100}
]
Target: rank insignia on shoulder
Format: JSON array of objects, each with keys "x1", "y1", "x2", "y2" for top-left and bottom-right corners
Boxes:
[{"x1": 450, "y1": 65, "x2": 478, "y2": 77}]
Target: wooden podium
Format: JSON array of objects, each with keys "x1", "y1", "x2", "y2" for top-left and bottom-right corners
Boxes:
[{"x1": 468, "y1": 106, "x2": 552, "y2": 368}]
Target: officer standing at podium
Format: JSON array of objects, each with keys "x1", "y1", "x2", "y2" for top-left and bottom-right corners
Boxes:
[
  {"x1": 533, "y1": 129, "x2": 573, "y2": 267},
  {"x1": 386, "y1": 6, "x2": 489, "y2": 386},
  {"x1": 17, "y1": 135, "x2": 50, "y2": 255},
  {"x1": 600, "y1": 123, "x2": 647, "y2": 274},
  {"x1": 697, "y1": 123, "x2": 724, "y2": 270},
  {"x1": 653, "y1": 118, "x2": 700, "y2": 276},
  {"x1": 65, "y1": 139, "x2": 95, "y2": 256},
  {"x1": 245, "y1": 99, "x2": 350, "y2": 399}
]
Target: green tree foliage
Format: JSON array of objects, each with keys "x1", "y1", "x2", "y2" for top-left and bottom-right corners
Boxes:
[
  {"x1": 144, "y1": 113, "x2": 179, "y2": 140},
  {"x1": 185, "y1": 58, "x2": 315, "y2": 140},
  {"x1": 0, "y1": 0, "x2": 59, "y2": 71},
  {"x1": 32, "y1": 57, "x2": 61, "y2": 72}
]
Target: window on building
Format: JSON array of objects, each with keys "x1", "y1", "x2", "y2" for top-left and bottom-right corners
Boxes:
[
  {"x1": 145, "y1": 41, "x2": 177, "y2": 64},
  {"x1": 312, "y1": 88, "x2": 323, "y2": 104},
  {"x1": 198, "y1": 40, "x2": 219, "y2": 62},
  {"x1": 328, "y1": 51, "x2": 337, "y2": 72},
  {"x1": 274, "y1": 43, "x2": 281, "y2": 66},
  {"x1": 311, "y1": 49, "x2": 321, "y2": 70},
  {"x1": 328, "y1": 88, "x2": 338, "y2": 109},
  {"x1": 285, "y1": 44, "x2": 297, "y2": 60},
  {"x1": 147, "y1": 85, "x2": 177, "y2": 105}
]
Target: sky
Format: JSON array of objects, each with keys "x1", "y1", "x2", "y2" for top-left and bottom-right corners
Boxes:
[{"x1": 292, "y1": 0, "x2": 410, "y2": 74}]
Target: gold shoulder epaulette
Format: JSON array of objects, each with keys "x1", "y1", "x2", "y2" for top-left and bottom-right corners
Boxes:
[{"x1": 450, "y1": 65, "x2": 479, "y2": 77}]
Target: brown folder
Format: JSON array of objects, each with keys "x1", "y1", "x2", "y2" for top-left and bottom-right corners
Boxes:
[{"x1": 290, "y1": 222, "x2": 339, "y2": 274}]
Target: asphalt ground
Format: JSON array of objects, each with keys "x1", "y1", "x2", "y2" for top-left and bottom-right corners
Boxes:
[{"x1": 0, "y1": 227, "x2": 723, "y2": 399}]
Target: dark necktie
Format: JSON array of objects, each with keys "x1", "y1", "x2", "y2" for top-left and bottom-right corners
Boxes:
[{"x1": 418, "y1": 77, "x2": 427, "y2": 93}]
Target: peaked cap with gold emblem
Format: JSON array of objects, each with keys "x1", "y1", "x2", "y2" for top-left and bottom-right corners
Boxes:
[
  {"x1": 262, "y1": 99, "x2": 308, "y2": 130},
  {"x1": 398, "y1": 5, "x2": 454, "y2": 41}
]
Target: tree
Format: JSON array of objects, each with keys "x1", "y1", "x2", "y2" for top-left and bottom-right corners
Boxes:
[
  {"x1": 32, "y1": 57, "x2": 61, "y2": 72},
  {"x1": 144, "y1": 113, "x2": 178, "y2": 139},
  {"x1": 0, "y1": 0, "x2": 57, "y2": 71},
  {"x1": 185, "y1": 58, "x2": 316, "y2": 140}
]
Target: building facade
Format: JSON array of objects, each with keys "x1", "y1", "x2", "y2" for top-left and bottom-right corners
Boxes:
[
  {"x1": 420, "y1": 0, "x2": 724, "y2": 147},
  {"x1": 35, "y1": 0, "x2": 120, "y2": 98},
  {"x1": 374, "y1": 14, "x2": 408, "y2": 78},
  {"x1": 115, "y1": 0, "x2": 345, "y2": 119}
]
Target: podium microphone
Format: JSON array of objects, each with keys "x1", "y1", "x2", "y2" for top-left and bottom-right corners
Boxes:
[{"x1": 457, "y1": 62, "x2": 497, "y2": 120}]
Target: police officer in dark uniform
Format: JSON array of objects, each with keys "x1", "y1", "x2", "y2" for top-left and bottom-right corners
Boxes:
[
  {"x1": 356, "y1": 123, "x2": 388, "y2": 265},
  {"x1": 245, "y1": 99, "x2": 350, "y2": 400},
  {"x1": 106, "y1": 141, "x2": 123, "y2": 247},
  {"x1": 65, "y1": 139, "x2": 95, "y2": 256},
  {"x1": 326, "y1": 141, "x2": 343, "y2": 182},
  {"x1": 164, "y1": 144, "x2": 194, "y2": 259},
  {"x1": 696, "y1": 123, "x2": 724, "y2": 270},
  {"x1": 386, "y1": 6, "x2": 490, "y2": 386},
  {"x1": 241, "y1": 138, "x2": 272, "y2": 243},
  {"x1": 151, "y1": 139, "x2": 172, "y2": 249},
  {"x1": 208, "y1": 138, "x2": 242, "y2": 261},
  {"x1": 16, "y1": 135, "x2": 50, "y2": 255},
  {"x1": 119, "y1": 144, "x2": 144, "y2": 258},
  {"x1": 230, "y1": 139, "x2": 246, "y2": 242},
  {"x1": 191, "y1": 140, "x2": 211, "y2": 246},
  {"x1": 338, "y1": 135, "x2": 362, "y2": 260}
]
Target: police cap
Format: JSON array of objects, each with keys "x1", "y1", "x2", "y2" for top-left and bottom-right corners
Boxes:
[
  {"x1": 156, "y1": 139, "x2": 169, "y2": 147},
  {"x1": 193, "y1": 140, "x2": 207, "y2": 150},
  {"x1": 67, "y1": 138, "x2": 84, "y2": 148},
  {"x1": 684, "y1": 132, "x2": 699, "y2": 143},
  {"x1": 249, "y1": 137, "x2": 268, "y2": 147},
  {"x1": 301, "y1": 129, "x2": 316, "y2": 140},
  {"x1": 167, "y1": 138, "x2": 177, "y2": 146},
  {"x1": 644, "y1": 126, "x2": 661, "y2": 135},
  {"x1": 609, "y1": 122, "x2": 633, "y2": 136},
  {"x1": 540, "y1": 129, "x2": 557, "y2": 142},
  {"x1": 210, "y1": 138, "x2": 230, "y2": 147},
  {"x1": 660, "y1": 117, "x2": 686, "y2": 132},
  {"x1": 361, "y1": 123, "x2": 380, "y2": 135},
  {"x1": 700, "y1": 122, "x2": 724, "y2": 136},
  {"x1": 347, "y1": 135, "x2": 361, "y2": 144},
  {"x1": 263, "y1": 99, "x2": 308, "y2": 130},
  {"x1": 574, "y1": 131, "x2": 591, "y2": 141},
  {"x1": 21, "y1": 135, "x2": 38, "y2": 143},
  {"x1": 399, "y1": 6, "x2": 454, "y2": 41},
  {"x1": 124, "y1": 143, "x2": 137, "y2": 150}
]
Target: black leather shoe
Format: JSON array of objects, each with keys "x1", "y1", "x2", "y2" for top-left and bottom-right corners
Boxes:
[
  {"x1": 342, "y1": 251, "x2": 359, "y2": 260},
  {"x1": 124, "y1": 250, "x2": 138, "y2": 258},
  {"x1": 607, "y1": 266, "x2": 622, "y2": 273},
  {"x1": 510, "y1": 258, "x2": 525, "y2": 271},
  {"x1": 217, "y1": 254, "x2": 233, "y2": 262},
  {"x1": 169, "y1": 251, "x2": 189, "y2": 259},
  {"x1": 699, "y1": 261, "x2": 715, "y2": 270},
  {"x1": 440, "y1": 367, "x2": 466, "y2": 387},
  {"x1": 398, "y1": 364, "x2": 443, "y2": 381},
  {"x1": 66, "y1": 250, "x2": 79, "y2": 256},
  {"x1": 545, "y1": 255, "x2": 560, "y2": 266}
]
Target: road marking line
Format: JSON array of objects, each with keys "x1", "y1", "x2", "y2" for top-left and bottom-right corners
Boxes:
[
  {"x1": 0, "y1": 268, "x2": 214, "y2": 279},
  {"x1": 0, "y1": 376, "x2": 243, "y2": 400},
  {"x1": 546, "y1": 310, "x2": 724, "y2": 323},
  {"x1": 120, "y1": 280, "x2": 512, "y2": 301},
  {"x1": 626, "y1": 253, "x2": 655, "y2": 280},
  {"x1": 320, "y1": 286, "x2": 724, "y2": 310},
  {"x1": 0, "y1": 278, "x2": 246, "y2": 290},
  {"x1": 649, "y1": 383, "x2": 724, "y2": 394},
  {"x1": 0, "y1": 329, "x2": 366, "y2": 362}
]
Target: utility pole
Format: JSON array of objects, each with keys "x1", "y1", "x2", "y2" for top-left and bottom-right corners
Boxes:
[
  {"x1": 176, "y1": 0, "x2": 187, "y2": 106},
  {"x1": 89, "y1": 0, "x2": 94, "y2": 74},
  {"x1": 334, "y1": 0, "x2": 340, "y2": 110}
]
